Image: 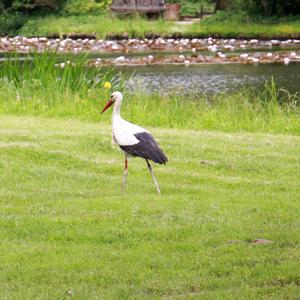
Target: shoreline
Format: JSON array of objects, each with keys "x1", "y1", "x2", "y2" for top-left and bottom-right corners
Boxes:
[
  {"x1": 1, "y1": 36, "x2": 300, "y2": 53},
  {"x1": 1, "y1": 36, "x2": 300, "y2": 66},
  {"x1": 89, "y1": 54, "x2": 300, "y2": 67},
  {"x1": 3, "y1": 32, "x2": 300, "y2": 40}
]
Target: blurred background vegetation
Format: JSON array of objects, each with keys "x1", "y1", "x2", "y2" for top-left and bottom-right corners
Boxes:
[
  {"x1": 0, "y1": 0, "x2": 111, "y2": 13},
  {"x1": 0, "y1": 0, "x2": 299, "y2": 36},
  {"x1": 1, "y1": 0, "x2": 299, "y2": 16}
]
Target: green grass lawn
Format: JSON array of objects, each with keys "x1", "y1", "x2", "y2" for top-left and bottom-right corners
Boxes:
[
  {"x1": 17, "y1": 14, "x2": 300, "y2": 39},
  {"x1": 186, "y1": 20, "x2": 300, "y2": 39},
  {"x1": 18, "y1": 15, "x2": 174, "y2": 38},
  {"x1": 1, "y1": 115, "x2": 300, "y2": 299}
]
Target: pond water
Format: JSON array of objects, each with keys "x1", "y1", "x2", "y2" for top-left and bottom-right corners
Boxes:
[
  {"x1": 0, "y1": 51, "x2": 299, "y2": 96},
  {"x1": 122, "y1": 63, "x2": 300, "y2": 95}
]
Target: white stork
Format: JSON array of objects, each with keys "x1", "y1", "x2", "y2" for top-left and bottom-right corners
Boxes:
[{"x1": 101, "y1": 91, "x2": 168, "y2": 194}]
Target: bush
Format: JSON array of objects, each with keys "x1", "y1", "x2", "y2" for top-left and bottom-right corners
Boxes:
[
  {"x1": 0, "y1": 13, "x2": 28, "y2": 35},
  {"x1": 242, "y1": 0, "x2": 300, "y2": 16},
  {"x1": 214, "y1": 0, "x2": 300, "y2": 16},
  {"x1": 63, "y1": 0, "x2": 111, "y2": 14},
  {"x1": 201, "y1": 9, "x2": 300, "y2": 25},
  {"x1": 200, "y1": 10, "x2": 249, "y2": 24},
  {"x1": 166, "y1": 0, "x2": 214, "y2": 17},
  {"x1": 0, "y1": 0, "x2": 112, "y2": 14},
  {"x1": 1, "y1": 0, "x2": 65, "y2": 13}
]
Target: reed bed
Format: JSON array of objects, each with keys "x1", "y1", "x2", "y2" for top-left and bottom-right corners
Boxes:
[{"x1": 0, "y1": 52, "x2": 299, "y2": 134}]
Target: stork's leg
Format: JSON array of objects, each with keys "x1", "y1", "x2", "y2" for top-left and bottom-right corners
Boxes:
[
  {"x1": 146, "y1": 159, "x2": 161, "y2": 195},
  {"x1": 121, "y1": 157, "x2": 128, "y2": 191}
]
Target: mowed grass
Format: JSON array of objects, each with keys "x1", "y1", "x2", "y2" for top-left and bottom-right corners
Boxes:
[
  {"x1": 19, "y1": 15, "x2": 174, "y2": 38},
  {"x1": 186, "y1": 21, "x2": 300, "y2": 39},
  {"x1": 1, "y1": 115, "x2": 300, "y2": 299},
  {"x1": 17, "y1": 14, "x2": 300, "y2": 39},
  {"x1": 186, "y1": 13, "x2": 300, "y2": 39}
]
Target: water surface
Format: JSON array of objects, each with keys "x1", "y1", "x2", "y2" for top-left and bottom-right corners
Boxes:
[{"x1": 123, "y1": 63, "x2": 300, "y2": 95}]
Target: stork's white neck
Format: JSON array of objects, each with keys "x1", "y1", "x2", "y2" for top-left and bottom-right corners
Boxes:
[{"x1": 112, "y1": 99, "x2": 122, "y2": 121}]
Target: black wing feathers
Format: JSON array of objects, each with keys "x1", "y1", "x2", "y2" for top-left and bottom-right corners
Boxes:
[{"x1": 120, "y1": 132, "x2": 168, "y2": 164}]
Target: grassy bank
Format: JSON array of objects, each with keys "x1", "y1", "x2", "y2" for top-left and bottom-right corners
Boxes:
[
  {"x1": 186, "y1": 19, "x2": 300, "y2": 39},
  {"x1": 0, "y1": 52, "x2": 299, "y2": 134},
  {"x1": 12, "y1": 13, "x2": 300, "y2": 39},
  {"x1": 1, "y1": 115, "x2": 300, "y2": 299},
  {"x1": 18, "y1": 15, "x2": 174, "y2": 38},
  {"x1": 186, "y1": 13, "x2": 300, "y2": 39}
]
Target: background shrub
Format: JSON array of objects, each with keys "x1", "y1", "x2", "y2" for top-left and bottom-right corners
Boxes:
[{"x1": 62, "y1": 0, "x2": 112, "y2": 15}]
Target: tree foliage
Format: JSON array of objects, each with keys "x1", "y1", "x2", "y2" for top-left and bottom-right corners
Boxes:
[
  {"x1": 1, "y1": 0, "x2": 299, "y2": 16},
  {"x1": 63, "y1": 0, "x2": 111, "y2": 14},
  {"x1": 0, "y1": 0, "x2": 111, "y2": 13},
  {"x1": 0, "y1": 0, "x2": 65, "y2": 12},
  {"x1": 214, "y1": 0, "x2": 300, "y2": 16},
  {"x1": 246, "y1": 0, "x2": 300, "y2": 16}
]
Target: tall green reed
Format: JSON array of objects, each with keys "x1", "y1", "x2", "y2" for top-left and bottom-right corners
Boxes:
[
  {"x1": 0, "y1": 51, "x2": 125, "y2": 118},
  {"x1": 123, "y1": 82, "x2": 299, "y2": 133},
  {"x1": 0, "y1": 52, "x2": 299, "y2": 134}
]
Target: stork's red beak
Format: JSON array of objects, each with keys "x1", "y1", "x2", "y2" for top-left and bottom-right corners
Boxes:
[{"x1": 101, "y1": 99, "x2": 113, "y2": 114}]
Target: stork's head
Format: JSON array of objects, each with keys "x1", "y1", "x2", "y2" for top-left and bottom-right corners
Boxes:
[{"x1": 101, "y1": 91, "x2": 123, "y2": 114}]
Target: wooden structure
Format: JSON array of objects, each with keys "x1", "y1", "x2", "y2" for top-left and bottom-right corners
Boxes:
[
  {"x1": 111, "y1": 0, "x2": 166, "y2": 14},
  {"x1": 164, "y1": 3, "x2": 180, "y2": 20}
]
